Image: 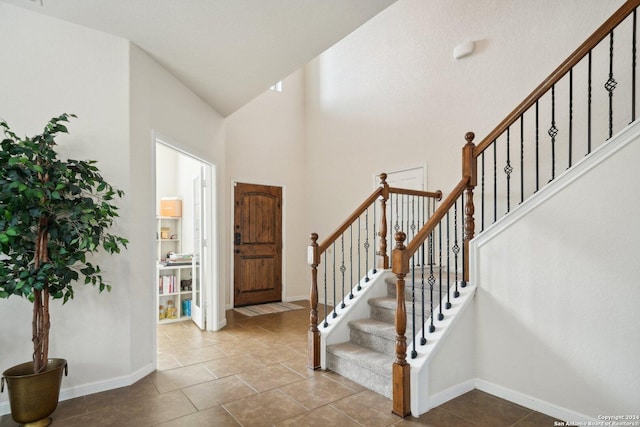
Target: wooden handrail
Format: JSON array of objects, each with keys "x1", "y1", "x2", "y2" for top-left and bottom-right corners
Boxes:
[
  {"x1": 473, "y1": 0, "x2": 640, "y2": 157},
  {"x1": 388, "y1": 187, "x2": 443, "y2": 200},
  {"x1": 404, "y1": 177, "x2": 470, "y2": 257},
  {"x1": 317, "y1": 188, "x2": 383, "y2": 254}
]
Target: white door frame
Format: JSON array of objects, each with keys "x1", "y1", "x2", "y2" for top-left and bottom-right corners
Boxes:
[{"x1": 152, "y1": 132, "x2": 218, "y2": 331}]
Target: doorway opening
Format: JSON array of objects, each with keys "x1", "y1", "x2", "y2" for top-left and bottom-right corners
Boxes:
[{"x1": 154, "y1": 138, "x2": 216, "y2": 335}]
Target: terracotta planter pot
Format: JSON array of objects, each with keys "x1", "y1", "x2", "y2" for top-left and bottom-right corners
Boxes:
[{"x1": 1, "y1": 359, "x2": 67, "y2": 427}]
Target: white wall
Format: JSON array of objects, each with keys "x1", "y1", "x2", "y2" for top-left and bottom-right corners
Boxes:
[
  {"x1": 226, "y1": 70, "x2": 308, "y2": 304},
  {"x1": 129, "y1": 44, "x2": 227, "y2": 333},
  {"x1": 472, "y1": 123, "x2": 640, "y2": 419},
  {"x1": 0, "y1": 1, "x2": 133, "y2": 402},
  {"x1": 303, "y1": 0, "x2": 625, "y2": 241}
]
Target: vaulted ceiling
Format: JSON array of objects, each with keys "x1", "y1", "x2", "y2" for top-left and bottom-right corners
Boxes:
[{"x1": 1, "y1": 0, "x2": 396, "y2": 116}]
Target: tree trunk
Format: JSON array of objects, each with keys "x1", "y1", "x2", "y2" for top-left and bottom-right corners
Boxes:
[{"x1": 32, "y1": 288, "x2": 50, "y2": 373}]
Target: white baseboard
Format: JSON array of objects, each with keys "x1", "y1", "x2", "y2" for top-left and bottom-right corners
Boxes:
[
  {"x1": 0, "y1": 363, "x2": 155, "y2": 416},
  {"x1": 428, "y1": 379, "x2": 475, "y2": 411},
  {"x1": 475, "y1": 379, "x2": 594, "y2": 423}
]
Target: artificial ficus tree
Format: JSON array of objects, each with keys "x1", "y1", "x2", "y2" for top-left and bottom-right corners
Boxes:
[{"x1": 0, "y1": 114, "x2": 128, "y2": 373}]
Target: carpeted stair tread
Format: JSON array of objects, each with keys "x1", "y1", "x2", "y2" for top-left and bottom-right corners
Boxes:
[
  {"x1": 326, "y1": 342, "x2": 394, "y2": 377},
  {"x1": 348, "y1": 318, "x2": 396, "y2": 338}
]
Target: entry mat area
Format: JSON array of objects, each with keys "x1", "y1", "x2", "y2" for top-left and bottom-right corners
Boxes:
[{"x1": 233, "y1": 301, "x2": 304, "y2": 317}]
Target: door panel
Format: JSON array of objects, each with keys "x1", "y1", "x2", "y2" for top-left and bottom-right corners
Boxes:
[
  {"x1": 234, "y1": 183, "x2": 282, "y2": 307},
  {"x1": 191, "y1": 172, "x2": 205, "y2": 329}
]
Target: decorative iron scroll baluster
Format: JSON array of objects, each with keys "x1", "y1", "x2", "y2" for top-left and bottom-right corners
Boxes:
[
  {"x1": 340, "y1": 235, "x2": 346, "y2": 309},
  {"x1": 410, "y1": 255, "x2": 417, "y2": 359},
  {"x1": 323, "y1": 252, "x2": 328, "y2": 327},
  {"x1": 364, "y1": 208, "x2": 370, "y2": 282},
  {"x1": 332, "y1": 241, "x2": 337, "y2": 318},
  {"x1": 504, "y1": 127, "x2": 512, "y2": 213},
  {"x1": 481, "y1": 151, "x2": 485, "y2": 232},
  {"x1": 410, "y1": 197, "x2": 417, "y2": 242},
  {"x1": 549, "y1": 84, "x2": 558, "y2": 181},
  {"x1": 633, "y1": 10, "x2": 637, "y2": 123},
  {"x1": 606, "y1": 30, "x2": 618, "y2": 139},
  {"x1": 453, "y1": 200, "x2": 460, "y2": 298},
  {"x1": 349, "y1": 225, "x2": 354, "y2": 299},
  {"x1": 520, "y1": 115, "x2": 524, "y2": 204},
  {"x1": 535, "y1": 100, "x2": 540, "y2": 192},
  {"x1": 437, "y1": 221, "x2": 444, "y2": 321},
  {"x1": 569, "y1": 69, "x2": 574, "y2": 168},
  {"x1": 428, "y1": 231, "x2": 435, "y2": 333},
  {"x1": 446, "y1": 211, "x2": 452, "y2": 310},
  {"x1": 357, "y1": 216, "x2": 362, "y2": 291},
  {"x1": 587, "y1": 51, "x2": 593, "y2": 154},
  {"x1": 394, "y1": 193, "x2": 400, "y2": 234},
  {"x1": 421, "y1": 198, "x2": 426, "y2": 266},
  {"x1": 493, "y1": 141, "x2": 497, "y2": 223}
]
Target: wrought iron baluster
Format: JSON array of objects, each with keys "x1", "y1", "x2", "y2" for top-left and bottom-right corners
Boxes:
[
  {"x1": 437, "y1": 221, "x2": 443, "y2": 321},
  {"x1": 410, "y1": 197, "x2": 416, "y2": 243},
  {"x1": 536, "y1": 100, "x2": 540, "y2": 192},
  {"x1": 349, "y1": 225, "x2": 354, "y2": 299},
  {"x1": 569, "y1": 68, "x2": 573, "y2": 168},
  {"x1": 481, "y1": 151, "x2": 485, "y2": 232},
  {"x1": 605, "y1": 30, "x2": 617, "y2": 139},
  {"x1": 428, "y1": 231, "x2": 435, "y2": 333},
  {"x1": 461, "y1": 192, "x2": 466, "y2": 288},
  {"x1": 340, "y1": 235, "x2": 346, "y2": 309},
  {"x1": 332, "y1": 241, "x2": 337, "y2": 318},
  {"x1": 520, "y1": 115, "x2": 524, "y2": 204},
  {"x1": 364, "y1": 208, "x2": 370, "y2": 282},
  {"x1": 323, "y1": 252, "x2": 328, "y2": 327},
  {"x1": 493, "y1": 141, "x2": 497, "y2": 223},
  {"x1": 420, "y1": 241, "x2": 426, "y2": 346},
  {"x1": 357, "y1": 216, "x2": 362, "y2": 291},
  {"x1": 453, "y1": 200, "x2": 460, "y2": 298},
  {"x1": 505, "y1": 127, "x2": 512, "y2": 213},
  {"x1": 588, "y1": 50, "x2": 593, "y2": 154},
  {"x1": 633, "y1": 9, "x2": 637, "y2": 123},
  {"x1": 411, "y1": 255, "x2": 417, "y2": 359},
  {"x1": 446, "y1": 211, "x2": 452, "y2": 310},
  {"x1": 549, "y1": 84, "x2": 558, "y2": 182},
  {"x1": 372, "y1": 203, "x2": 377, "y2": 275}
]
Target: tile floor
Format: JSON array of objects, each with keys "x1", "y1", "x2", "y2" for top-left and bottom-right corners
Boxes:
[{"x1": 0, "y1": 301, "x2": 561, "y2": 426}]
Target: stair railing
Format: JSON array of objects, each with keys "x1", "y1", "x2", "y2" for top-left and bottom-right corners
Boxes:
[
  {"x1": 391, "y1": 0, "x2": 640, "y2": 417},
  {"x1": 307, "y1": 174, "x2": 442, "y2": 370}
]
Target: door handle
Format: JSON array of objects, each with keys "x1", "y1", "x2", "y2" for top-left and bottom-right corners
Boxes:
[{"x1": 235, "y1": 232, "x2": 241, "y2": 245}]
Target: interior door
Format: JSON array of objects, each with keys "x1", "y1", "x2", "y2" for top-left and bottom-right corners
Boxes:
[
  {"x1": 191, "y1": 171, "x2": 205, "y2": 329},
  {"x1": 233, "y1": 182, "x2": 282, "y2": 307}
]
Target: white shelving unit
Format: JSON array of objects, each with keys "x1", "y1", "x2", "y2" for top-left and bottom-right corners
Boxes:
[{"x1": 156, "y1": 216, "x2": 192, "y2": 324}]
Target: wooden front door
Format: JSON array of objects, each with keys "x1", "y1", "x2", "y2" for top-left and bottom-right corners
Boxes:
[{"x1": 233, "y1": 183, "x2": 282, "y2": 307}]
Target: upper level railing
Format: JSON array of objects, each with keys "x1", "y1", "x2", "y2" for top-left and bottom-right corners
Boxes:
[
  {"x1": 307, "y1": 174, "x2": 442, "y2": 370},
  {"x1": 389, "y1": 0, "x2": 640, "y2": 417}
]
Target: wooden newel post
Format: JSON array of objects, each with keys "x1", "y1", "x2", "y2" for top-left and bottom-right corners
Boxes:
[
  {"x1": 308, "y1": 233, "x2": 321, "y2": 370},
  {"x1": 462, "y1": 132, "x2": 476, "y2": 284},
  {"x1": 377, "y1": 173, "x2": 390, "y2": 269},
  {"x1": 391, "y1": 231, "x2": 410, "y2": 417}
]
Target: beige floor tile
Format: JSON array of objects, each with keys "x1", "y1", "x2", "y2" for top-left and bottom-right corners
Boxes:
[
  {"x1": 84, "y1": 377, "x2": 160, "y2": 413},
  {"x1": 182, "y1": 375, "x2": 257, "y2": 410},
  {"x1": 321, "y1": 370, "x2": 367, "y2": 392},
  {"x1": 438, "y1": 390, "x2": 532, "y2": 426},
  {"x1": 116, "y1": 389, "x2": 196, "y2": 426},
  {"x1": 279, "y1": 375, "x2": 358, "y2": 410},
  {"x1": 223, "y1": 389, "x2": 307, "y2": 427},
  {"x1": 237, "y1": 363, "x2": 305, "y2": 392},
  {"x1": 51, "y1": 408, "x2": 121, "y2": 426},
  {"x1": 330, "y1": 390, "x2": 398, "y2": 427},
  {"x1": 513, "y1": 410, "x2": 564, "y2": 426},
  {"x1": 395, "y1": 406, "x2": 475, "y2": 426},
  {"x1": 246, "y1": 347, "x2": 304, "y2": 366},
  {"x1": 274, "y1": 404, "x2": 361, "y2": 427},
  {"x1": 280, "y1": 357, "x2": 323, "y2": 379},
  {"x1": 156, "y1": 405, "x2": 240, "y2": 426},
  {"x1": 171, "y1": 344, "x2": 228, "y2": 366},
  {"x1": 150, "y1": 364, "x2": 216, "y2": 393},
  {"x1": 157, "y1": 352, "x2": 182, "y2": 371},
  {"x1": 213, "y1": 337, "x2": 270, "y2": 356},
  {"x1": 203, "y1": 354, "x2": 267, "y2": 378}
]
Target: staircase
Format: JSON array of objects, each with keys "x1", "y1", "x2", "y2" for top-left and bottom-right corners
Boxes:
[{"x1": 327, "y1": 272, "x2": 443, "y2": 398}]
